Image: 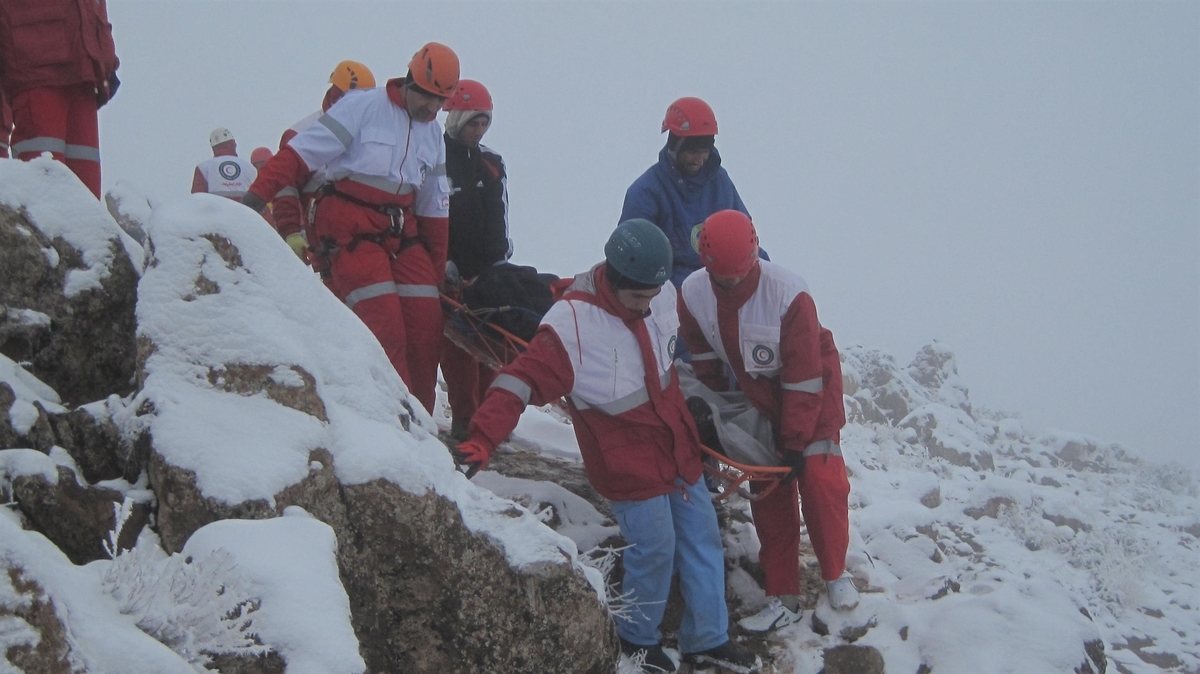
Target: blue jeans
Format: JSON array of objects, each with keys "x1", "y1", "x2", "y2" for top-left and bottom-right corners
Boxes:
[{"x1": 609, "y1": 477, "x2": 729, "y2": 654}]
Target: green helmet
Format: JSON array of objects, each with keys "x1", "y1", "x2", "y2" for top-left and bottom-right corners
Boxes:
[{"x1": 605, "y1": 219, "x2": 673, "y2": 287}]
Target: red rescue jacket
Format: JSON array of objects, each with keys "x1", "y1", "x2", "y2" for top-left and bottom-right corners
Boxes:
[
  {"x1": 0, "y1": 0, "x2": 119, "y2": 100},
  {"x1": 679, "y1": 261, "x2": 846, "y2": 454},
  {"x1": 469, "y1": 264, "x2": 705, "y2": 502}
]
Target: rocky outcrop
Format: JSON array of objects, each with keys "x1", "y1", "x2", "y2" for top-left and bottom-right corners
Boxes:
[
  {"x1": 11, "y1": 465, "x2": 149, "y2": 565},
  {"x1": 0, "y1": 203, "x2": 139, "y2": 406},
  {"x1": 148, "y1": 444, "x2": 616, "y2": 674}
]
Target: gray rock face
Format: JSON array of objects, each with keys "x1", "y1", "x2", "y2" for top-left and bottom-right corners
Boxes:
[
  {"x1": 0, "y1": 203, "x2": 138, "y2": 406},
  {"x1": 148, "y1": 446, "x2": 617, "y2": 673},
  {"x1": 0, "y1": 567, "x2": 76, "y2": 673},
  {"x1": 11, "y1": 465, "x2": 149, "y2": 565}
]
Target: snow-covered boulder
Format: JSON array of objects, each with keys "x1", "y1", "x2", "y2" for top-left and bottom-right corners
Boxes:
[
  {"x1": 0, "y1": 157, "x2": 142, "y2": 406},
  {"x1": 133, "y1": 194, "x2": 616, "y2": 673}
]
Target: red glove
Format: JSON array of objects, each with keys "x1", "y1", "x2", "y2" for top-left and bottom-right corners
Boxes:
[{"x1": 452, "y1": 439, "x2": 492, "y2": 479}]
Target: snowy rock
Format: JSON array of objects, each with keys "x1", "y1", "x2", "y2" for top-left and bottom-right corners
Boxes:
[
  {"x1": 134, "y1": 195, "x2": 616, "y2": 673},
  {"x1": 9, "y1": 461, "x2": 149, "y2": 565},
  {"x1": 0, "y1": 158, "x2": 141, "y2": 405},
  {"x1": 104, "y1": 180, "x2": 152, "y2": 249}
]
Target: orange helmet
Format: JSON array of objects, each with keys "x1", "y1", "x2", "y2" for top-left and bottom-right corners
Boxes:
[
  {"x1": 662, "y1": 97, "x2": 718, "y2": 137},
  {"x1": 406, "y1": 42, "x2": 460, "y2": 98},
  {"x1": 328, "y1": 60, "x2": 376, "y2": 92},
  {"x1": 699, "y1": 210, "x2": 759, "y2": 278},
  {"x1": 250, "y1": 146, "x2": 273, "y2": 166},
  {"x1": 443, "y1": 79, "x2": 492, "y2": 111}
]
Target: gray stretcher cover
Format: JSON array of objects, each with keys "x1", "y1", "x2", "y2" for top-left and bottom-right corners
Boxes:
[{"x1": 676, "y1": 361, "x2": 782, "y2": 468}]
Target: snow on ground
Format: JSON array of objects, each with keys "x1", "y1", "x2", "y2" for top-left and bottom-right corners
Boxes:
[
  {"x1": 0, "y1": 156, "x2": 143, "y2": 292},
  {"x1": 135, "y1": 191, "x2": 597, "y2": 576},
  {"x1": 180, "y1": 508, "x2": 365, "y2": 674},
  {"x1": 450, "y1": 344, "x2": 1200, "y2": 673}
]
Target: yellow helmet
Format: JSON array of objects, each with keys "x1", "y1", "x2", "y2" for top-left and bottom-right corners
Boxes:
[{"x1": 328, "y1": 60, "x2": 376, "y2": 93}]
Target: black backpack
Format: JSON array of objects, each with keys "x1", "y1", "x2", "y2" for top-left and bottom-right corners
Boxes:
[{"x1": 460, "y1": 263, "x2": 559, "y2": 342}]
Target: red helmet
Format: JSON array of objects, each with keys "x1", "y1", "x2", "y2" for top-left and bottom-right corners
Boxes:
[
  {"x1": 407, "y1": 42, "x2": 460, "y2": 98},
  {"x1": 699, "y1": 210, "x2": 759, "y2": 278},
  {"x1": 443, "y1": 79, "x2": 492, "y2": 111},
  {"x1": 250, "y1": 146, "x2": 273, "y2": 166},
  {"x1": 662, "y1": 97, "x2": 718, "y2": 137}
]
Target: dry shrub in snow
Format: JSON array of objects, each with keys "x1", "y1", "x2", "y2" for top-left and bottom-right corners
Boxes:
[{"x1": 101, "y1": 500, "x2": 268, "y2": 669}]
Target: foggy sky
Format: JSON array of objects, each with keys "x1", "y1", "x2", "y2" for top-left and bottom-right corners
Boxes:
[{"x1": 99, "y1": 1, "x2": 1199, "y2": 469}]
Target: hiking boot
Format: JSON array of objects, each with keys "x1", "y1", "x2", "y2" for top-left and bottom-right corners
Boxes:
[
  {"x1": 450, "y1": 416, "x2": 471, "y2": 442},
  {"x1": 684, "y1": 639, "x2": 761, "y2": 674},
  {"x1": 737, "y1": 596, "x2": 804, "y2": 633},
  {"x1": 686, "y1": 396, "x2": 725, "y2": 455},
  {"x1": 827, "y1": 574, "x2": 861, "y2": 611},
  {"x1": 619, "y1": 637, "x2": 677, "y2": 673}
]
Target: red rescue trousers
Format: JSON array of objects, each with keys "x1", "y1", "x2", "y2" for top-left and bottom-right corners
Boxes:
[
  {"x1": 439, "y1": 338, "x2": 496, "y2": 424},
  {"x1": 750, "y1": 451, "x2": 851, "y2": 596},
  {"x1": 10, "y1": 84, "x2": 101, "y2": 198},
  {"x1": 316, "y1": 195, "x2": 443, "y2": 414}
]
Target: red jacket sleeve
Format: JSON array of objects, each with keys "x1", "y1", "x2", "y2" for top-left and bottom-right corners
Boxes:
[
  {"x1": 779, "y1": 292, "x2": 825, "y2": 451},
  {"x1": 678, "y1": 292, "x2": 728, "y2": 392},
  {"x1": 271, "y1": 192, "x2": 304, "y2": 238},
  {"x1": 245, "y1": 145, "x2": 311, "y2": 205},
  {"x1": 467, "y1": 326, "x2": 575, "y2": 451},
  {"x1": 190, "y1": 167, "x2": 207, "y2": 194}
]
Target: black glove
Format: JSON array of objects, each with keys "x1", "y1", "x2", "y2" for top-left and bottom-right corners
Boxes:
[
  {"x1": 241, "y1": 191, "x2": 267, "y2": 214},
  {"x1": 780, "y1": 449, "x2": 806, "y2": 486},
  {"x1": 97, "y1": 73, "x2": 120, "y2": 106}
]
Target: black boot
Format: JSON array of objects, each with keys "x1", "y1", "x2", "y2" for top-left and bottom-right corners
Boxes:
[
  {"x1": 684, "y1": 639, "x2": 762, "y2": 673},
  {"x1": 620, "y1": 637, "x2": 677, "y2": 673}
]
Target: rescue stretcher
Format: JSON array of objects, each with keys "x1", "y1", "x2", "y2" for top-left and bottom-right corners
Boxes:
[{"x1": 440, "y1": 293, "x2": 791, "y2": 500}]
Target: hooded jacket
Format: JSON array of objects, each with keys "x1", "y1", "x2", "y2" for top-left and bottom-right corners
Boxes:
[
  {"x1": 468, "y1": 264, "x2": 705, "y2": 501},
  {"x1": 620, "y1": 144, "x2": 750, "y2": 289}
]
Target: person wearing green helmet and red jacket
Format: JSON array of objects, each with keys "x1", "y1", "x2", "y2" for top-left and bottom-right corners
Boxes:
[
  {"x1": 453, "y1": 220, "x2": 761, "y2": 674},
  {"x1": 678, "y1": 210, "x2": 859, "y2": 634}
]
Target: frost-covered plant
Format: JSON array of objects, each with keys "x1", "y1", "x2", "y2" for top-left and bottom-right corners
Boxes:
[
  {"x1": 101, "y1": 500, "x2": 268, "y2": 670},
  {"x1": 578, "y1": 545, "x2": 662, "y2": 626},
  {"x1": 1066, "y1": 523, "x2": 1156, "y2": 609},
  {"x1": 997, "y1": 502, "x2": 1073, "y2": 553}
]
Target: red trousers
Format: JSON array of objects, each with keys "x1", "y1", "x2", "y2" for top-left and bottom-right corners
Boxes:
[
  {"x1": 750, "y1": 453, "x2": 851, "y2": 595},
  {"x1": 10, "y1": 84, "x2": 101, "y2": 197},
  {"x1": 317, "y1": 197, "x2": 443, "y2": 413},
  {"x1": 439, "y1": 338, "x2": 496, "y2": 423}
]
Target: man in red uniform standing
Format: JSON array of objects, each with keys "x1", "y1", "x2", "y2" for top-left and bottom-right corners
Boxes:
[
  {"x1": 191, "y1": 128, "x2": 256, "y2": 200},
  {"x1": 0, "y1": 0, "x2": 120, "y2": 198},
  {"x1": 242, "y1": 43, "x2": 458, "y2": 414},
  {"x1": 678, "y1": 210, "x2": 860, "y2": 633},
  {"x1": 272, "y1": 60, "x2": 376, "y2": 264}
]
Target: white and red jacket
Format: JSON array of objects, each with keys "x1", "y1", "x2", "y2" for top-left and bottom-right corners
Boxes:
[
  {"x1": 271, "y1": 110, "x2": 326, "y2": 239},
  {"x1": 246, "y1": 79, "x2": 451, "y2": 270},
  {"x1": 679, "y1": 260, "x2": 845, "y2": 455},
  {"x1": 468, "y1": 264, "x2": 705, "y2": 502},
  {"x1": 192, "y1": 147, "x2": 256, "y2": 200}
]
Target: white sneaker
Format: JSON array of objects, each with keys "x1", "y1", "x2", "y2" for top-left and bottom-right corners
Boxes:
[
  {"x1": 737, "y1": 597, "x2": 803, "y2": 633},
  {"x1": 827, "y1": 575, "x2": 860, "y2": 611}
]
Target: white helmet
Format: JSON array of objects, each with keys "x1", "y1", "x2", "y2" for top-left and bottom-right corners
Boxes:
[{"x1": 209, "y1": 127, "x2": 234, "y2": 147}]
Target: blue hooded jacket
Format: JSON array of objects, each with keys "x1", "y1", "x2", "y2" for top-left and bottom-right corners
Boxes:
[{"x1": 620, "y1": 143, "x2": 751, "y2": 289}]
